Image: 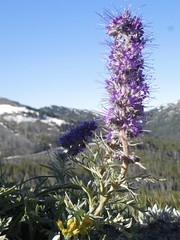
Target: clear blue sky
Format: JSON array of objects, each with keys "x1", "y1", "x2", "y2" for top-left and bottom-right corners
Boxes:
[{"x1": 0, "y1": 0, "x2": 179, "y2": 111}]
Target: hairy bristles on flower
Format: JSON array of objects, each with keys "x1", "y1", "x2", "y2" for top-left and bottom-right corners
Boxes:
[{"x1": 103, "y1": 9, "x2": 150, "y2": 141}]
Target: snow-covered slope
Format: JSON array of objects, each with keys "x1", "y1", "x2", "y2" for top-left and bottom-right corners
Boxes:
[
  {"x1": 0, "y1": 98, "x2": 68, "y2": 158},
  {"x1": 0, "y1": 102, "x2": 66, "y2": 126},
  {"x1": 0, "y1": 104, "x2": 32, "y2": 114},
  {"x1": 0, "y1": 98, "x2": 98, "y2": 159}
]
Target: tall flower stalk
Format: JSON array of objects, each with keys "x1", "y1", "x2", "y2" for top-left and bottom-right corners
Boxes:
[{"x1": 104, "y1": 10, "x2": 149, "y2": 176}]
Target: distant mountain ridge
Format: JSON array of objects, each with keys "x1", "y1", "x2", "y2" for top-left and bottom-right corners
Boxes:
[
  {"x1": 0, "y1": 98, "x2": 100, "y2": 159},
  {"x1": 144, "y1": 100, "x2": 180, "y2": 141},
  {"x1": 0, "y1": 97, "x2": 180, "y2": 160},
  {"x1": 0, "y1": 97, "x2": 25, "y2": 107},
  {"x1": 39, "y1": 105, "x2": 100, "y2": 122}
]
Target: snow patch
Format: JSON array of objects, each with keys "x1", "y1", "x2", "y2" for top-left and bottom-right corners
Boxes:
[
  {"x1": 0, "y1": 104, "x2": 34, "y2": 114},
  {"x1": 0, "y1": 104, "x2": 66, "y2": 126},
  {"x1": 41, "y1": 116, "x2": 66, "y2": 126},
  {"x1": 3, "y1": 114, "x2": 66, "y2": 126},
  {"x1": 3, "y1": 115, "x2": 37, "y2": 123}
]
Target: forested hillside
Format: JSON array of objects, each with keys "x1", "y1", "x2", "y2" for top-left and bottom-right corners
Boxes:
[
  {"x1": 0, "y1": 97, "x2": 180, "y2": 207},
  {"x1": 144, "y1": 100, "x2": 180, "y2": 141}
]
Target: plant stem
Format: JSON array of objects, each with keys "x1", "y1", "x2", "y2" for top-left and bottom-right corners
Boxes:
[
  {"x1": 120, "y1": 129, "x2": 129, "y2": 176},
  {"x1": 93, "y1": 186, "x2": 113, "y2": 216}
]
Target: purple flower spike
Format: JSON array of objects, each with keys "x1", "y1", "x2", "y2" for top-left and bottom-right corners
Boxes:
[
  {"x1": 59, "y1": 120, "x2": 97, "y2": 155},
  {"x1": 104, "y1": 10, "x2": 149, "y2": 141}
]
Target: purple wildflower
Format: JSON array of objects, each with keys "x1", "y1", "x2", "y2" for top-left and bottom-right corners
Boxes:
[
  {"x1": 104, "y1": 10, "x2": 149, "y2": 140},
  {"x1": 59, "y1": 120, "x2": 97, "y2": 155}
]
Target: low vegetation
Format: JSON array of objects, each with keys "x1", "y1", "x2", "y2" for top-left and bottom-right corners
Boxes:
[{"x1": 0, "y1": 133, "x2": 180, "y2": 240}]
